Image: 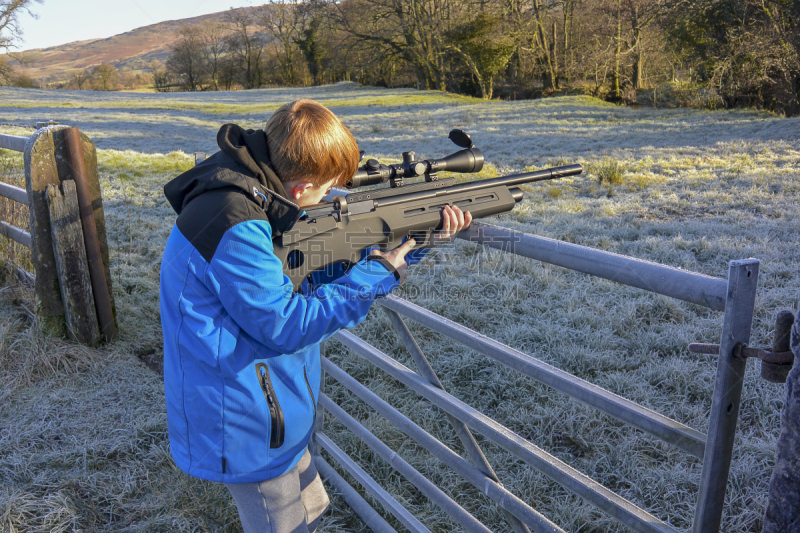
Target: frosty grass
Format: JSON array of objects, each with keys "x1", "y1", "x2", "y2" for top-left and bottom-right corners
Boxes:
[{"x1": 0, "y1": 82, "x2": 799, "y2": 532}]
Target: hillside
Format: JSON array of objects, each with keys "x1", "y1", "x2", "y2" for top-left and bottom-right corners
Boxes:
[{"x1": 2, "y1": 8, "x2": 242, "y2": 85}]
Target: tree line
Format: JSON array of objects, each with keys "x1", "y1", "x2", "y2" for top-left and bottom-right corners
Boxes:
[
  {"x1": 3, "y1": 0, "x2": 799, "y2": 115},
  {"x1": 159, "y1": 0, "x2": 800, "y2": 115}
]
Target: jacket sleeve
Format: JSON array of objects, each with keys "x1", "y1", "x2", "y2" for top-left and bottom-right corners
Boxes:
[{"x1": 203, "y1": 219, "x2": 401, "y2": 355}]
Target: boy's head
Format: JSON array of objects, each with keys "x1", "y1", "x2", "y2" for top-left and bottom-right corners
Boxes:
[{"x1": 265, "y1": 99, "x2": 359, "y2": 207}]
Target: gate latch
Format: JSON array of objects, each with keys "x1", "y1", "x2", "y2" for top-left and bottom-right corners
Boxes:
[{"x1": 688, "y1": 310, "x2": 795, "y2": 384}]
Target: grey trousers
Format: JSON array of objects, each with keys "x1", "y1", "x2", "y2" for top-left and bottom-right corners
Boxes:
[{"x1": 226, "y1": 449, "x2": 330, "y2": 533}]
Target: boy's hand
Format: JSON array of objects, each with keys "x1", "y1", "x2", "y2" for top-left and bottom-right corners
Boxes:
[
  {"x1": 431, "y1": 205, "x2": 472, "y2": 246},
  {"x1": 370, "y1": 238, "x2": 417, "y2": 285},
  {"x1": 369, "y1": 205, "x2": 471, "y2": 286}
]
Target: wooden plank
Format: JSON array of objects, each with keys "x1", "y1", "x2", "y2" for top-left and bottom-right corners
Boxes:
[
  {"x1": 51, "y1": 128, "x2": 117, "y2": 329},
  {"x1": 0, "y1": 221, "x2": 32, "y2": 248},
  {"x1": 45, "y1": 180, "x2": 99, "y2": 344},
  {"x1": 0, "y1": 134, "x2": 27, "y2": 152},
  {"x1": 23, "y1": 127, "x2": 65, "y2": 322},
  {"x1": 0, "y1": 182, "x2": 29, "y2": 206},
  {"x1": 46, "y1": 180, "x2": 100, "y2": 346},
  {"x1": 77, "y1": 131, "x2": 116, "y2": 326},
  {"x1": 63, "y1": 127, "x2": 116, "y2": 342}
]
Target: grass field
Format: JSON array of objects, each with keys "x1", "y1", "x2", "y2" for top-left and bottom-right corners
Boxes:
[{"x1": 0, "y1": 82, "x2": 799, "y2": 532}]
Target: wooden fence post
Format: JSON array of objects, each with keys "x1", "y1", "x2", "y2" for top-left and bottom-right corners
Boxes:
[
  {"x1": 24, "y1": 127, "x2": 67, "y2": 333},
  {"x1": 23, "y1": 125, "x2": 117, "y2": 342}
]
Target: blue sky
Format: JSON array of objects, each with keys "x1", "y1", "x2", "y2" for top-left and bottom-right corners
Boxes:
[{"x1": 17, "y1": 0, "x2": 255, "y2": 51}]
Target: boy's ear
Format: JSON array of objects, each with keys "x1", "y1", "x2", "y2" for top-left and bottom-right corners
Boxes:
[{"x1": 288, "y1": 181, "x2": 315, "y2": 201}]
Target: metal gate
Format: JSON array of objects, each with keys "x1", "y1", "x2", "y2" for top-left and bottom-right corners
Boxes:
[{"x1": 312, "y1": 220, "x2": 758, "y2": 533}]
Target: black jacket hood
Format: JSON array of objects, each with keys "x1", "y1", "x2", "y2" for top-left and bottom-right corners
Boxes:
[
  {"x1": 164, "y1": 124, "x2": 302, "y2": 237},
  {"x1": 163, "y1": 124, "x2": 303, "y2": 261}
]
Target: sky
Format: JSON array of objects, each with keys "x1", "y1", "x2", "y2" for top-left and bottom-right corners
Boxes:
[{"x1": 16, "y1": 0, "x2": 255, "y2": 51}]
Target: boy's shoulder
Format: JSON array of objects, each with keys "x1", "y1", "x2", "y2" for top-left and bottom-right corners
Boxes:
[{"x1": 165, "y1": 151, "x2": 301, "y2": 264}]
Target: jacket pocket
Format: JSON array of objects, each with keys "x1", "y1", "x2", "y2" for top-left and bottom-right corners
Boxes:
[
  {"x1": 303, "y1": 365, "x2": 317, "y2": 418},
  {"x1": 255, "y1": 363, "x2": 285, "y2": 449}
]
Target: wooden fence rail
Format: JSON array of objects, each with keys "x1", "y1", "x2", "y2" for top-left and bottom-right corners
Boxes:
[{"x1": 0, "y1": 127, "x2": 117, "y2": 345}]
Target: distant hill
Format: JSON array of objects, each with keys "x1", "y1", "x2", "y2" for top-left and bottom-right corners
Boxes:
[{"x1": 3, "y1": 8, "x2": 242, "y2": 85}]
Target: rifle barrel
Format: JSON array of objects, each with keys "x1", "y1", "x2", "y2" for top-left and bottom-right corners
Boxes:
[{"x1": 375, "y1": 164, "x2": 583, "y2": 207}]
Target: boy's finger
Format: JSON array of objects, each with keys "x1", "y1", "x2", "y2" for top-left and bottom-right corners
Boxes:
[
  {"x1": 455, "y1": 206, "x2": 465, "y2": 228},
  {"x1": 441, "y1": 206, "x2": 451, "y2": 234},
  {"x1": 448, "y1": 206, "x2": 458, "y2": 235},
  {"x1": 450, "y1": 208, "x2": 460, "y2": 234}
]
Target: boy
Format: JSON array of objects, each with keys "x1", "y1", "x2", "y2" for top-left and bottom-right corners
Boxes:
[{"x1": 160, "y1": 99, "x2": 471, "y2": 533}]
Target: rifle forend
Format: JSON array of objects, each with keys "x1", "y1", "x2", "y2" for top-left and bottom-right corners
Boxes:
[{"x1": 274, "y1": 163, "x2": 584, "y2": 290}]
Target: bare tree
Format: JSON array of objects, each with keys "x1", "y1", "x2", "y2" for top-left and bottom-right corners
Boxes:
[
  {"x1": 226, "y1": 7, "x2": 266, "y2": 89},
  {"x1": 255, "y1": 1, "x2": 305, "y2": 86},
  {"x1": 217, "y1": 54, "x2": 239, "y2": 90},
  {"x1": 200, "y1": 20, "x2": 227, "y2": 91},
  {"x1": 166, "y1": 24, "x2": 208, "y2": 91},
  {"x1": 0, "y1": 0, "x2": 42, "y2": 84},
  {"x1": 70, "y1": 69, "x2": 91, "y2": 90},
  {"x1": 0, "y1": 0, "x2": 41, "y2": 51}
]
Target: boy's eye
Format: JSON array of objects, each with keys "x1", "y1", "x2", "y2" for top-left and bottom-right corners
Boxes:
[{"x1": 325, "y1": 187, "x2": 332, "y2": 195}]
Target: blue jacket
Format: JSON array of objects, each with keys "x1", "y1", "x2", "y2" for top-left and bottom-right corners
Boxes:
[{"x1": 160, "y1": 125, "x2": 426, "y2": 483}]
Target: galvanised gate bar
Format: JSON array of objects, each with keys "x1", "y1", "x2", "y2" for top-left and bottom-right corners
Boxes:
[{"x1": 311, "y1": 217, "x2": 759, "y2": 533}]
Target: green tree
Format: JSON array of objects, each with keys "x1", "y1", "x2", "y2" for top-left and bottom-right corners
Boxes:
[
  {"x1": 667, "y1": 0, "x2": 800, "y2": 114},
  {"x1": 335, "y1": 0, "x2": 451, "y2": 91},
  {"x1": 447, "y1": 12, "x2": 515, "y2": 99},
  {"x1": 294, "y1": 3, "x2": 327, "y2": 86}
]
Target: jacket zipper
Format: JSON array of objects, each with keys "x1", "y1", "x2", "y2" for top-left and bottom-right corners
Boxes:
[
  {"x1": 255, "y1": 363, "x2": 285, "y2": 449},
  {"x1": 303, "y1": 365, "x2": 317, "y2": 418}
]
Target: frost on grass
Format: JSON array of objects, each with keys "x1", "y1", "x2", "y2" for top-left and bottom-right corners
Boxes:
[{"x1": 1, "y1": 84, "x2": 799, "y2": 532}]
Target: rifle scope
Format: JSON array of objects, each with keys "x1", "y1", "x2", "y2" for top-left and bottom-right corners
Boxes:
[{"x1": 348, "y1": 129, "x2": 484, "y2": 189}]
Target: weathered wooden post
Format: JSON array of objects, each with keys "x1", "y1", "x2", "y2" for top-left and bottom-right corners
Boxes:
[{"x1": 23, "y1": 125, "x2": 117, "y2": 344}]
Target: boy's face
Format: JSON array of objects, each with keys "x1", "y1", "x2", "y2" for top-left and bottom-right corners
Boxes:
[{"x1": 285, "y1": 178, "x2": 337, "y2": 208}]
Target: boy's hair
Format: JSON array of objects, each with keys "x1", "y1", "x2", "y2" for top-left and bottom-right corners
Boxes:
[{"x1": 265, "y1": 99, "x2": 359, "y2": 188}]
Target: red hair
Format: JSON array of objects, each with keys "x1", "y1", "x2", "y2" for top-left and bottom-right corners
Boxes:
[{"x1": 265, "y1": 99, "x2": 359, "y2": 187}]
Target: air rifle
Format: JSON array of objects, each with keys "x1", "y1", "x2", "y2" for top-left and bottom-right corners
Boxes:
[{"x1": 274, "y1": 129, "x2": 583, "y2": 290}]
